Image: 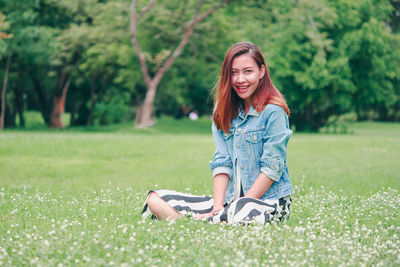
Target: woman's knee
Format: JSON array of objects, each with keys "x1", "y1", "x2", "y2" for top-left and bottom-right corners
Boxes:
[{"x1": 147, "y1": 191, "x2": 161, "y2": 208}]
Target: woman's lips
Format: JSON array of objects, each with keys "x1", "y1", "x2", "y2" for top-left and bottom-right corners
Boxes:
[{"x1": 235, "y1": 85, "x2": 249, "y2": 93}]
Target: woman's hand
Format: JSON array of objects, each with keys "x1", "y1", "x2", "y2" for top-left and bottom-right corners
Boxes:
[{"x1": 195, "y1": 206, "x2": 223, "y2": 220}]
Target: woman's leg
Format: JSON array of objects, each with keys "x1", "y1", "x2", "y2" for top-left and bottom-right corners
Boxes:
[
  {"x1": 211, "y1": 196, "x2": 291, "y2": 224},
  {"x1": 147, "y1": 191, "x2": 183, "y2": 220},
  {"x1": 141, "y1": 190, "x2": 214, "y2": 220}
]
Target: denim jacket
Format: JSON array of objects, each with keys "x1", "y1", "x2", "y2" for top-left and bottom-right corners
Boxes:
[{"x1": 209, "y1": 104, "x2": 293, "y2": 204}]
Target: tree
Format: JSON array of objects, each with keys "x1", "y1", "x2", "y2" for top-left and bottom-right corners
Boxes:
[
  {"x1": 61, "y1": 0, "x2": 136, "y2": 126},
  {"x1": 153, "y1": 4, "x2": 242, "y2": 117},
  {"x1": 1, "y1": 0, "x2": 398, "y2": 130},
  {"x1": 246, "y1": 0, "x2": 400, "y2": 131},
  {"x1": 0, "y1": 0, "x2": 75, "y2": 128},
  {"x1": 0, "y1": 11, "x2": 10, "y2": 130},
  {"x1": 130, "y1": 0, "x2": 234, "y2": 128}
]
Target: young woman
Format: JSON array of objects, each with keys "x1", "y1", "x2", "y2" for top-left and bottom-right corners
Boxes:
[{"x1": 141, "y1": 42, "x2": 293, "y2": 224}]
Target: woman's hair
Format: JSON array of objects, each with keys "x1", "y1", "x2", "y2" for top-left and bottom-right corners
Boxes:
[{"x1": 212, "y1": 42, "x2": 290, "y2": 133}]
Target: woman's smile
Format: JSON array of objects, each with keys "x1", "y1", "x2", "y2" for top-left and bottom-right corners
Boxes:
[{"x1": 235, "y1": 85, "x2": 250, "y2": 92}]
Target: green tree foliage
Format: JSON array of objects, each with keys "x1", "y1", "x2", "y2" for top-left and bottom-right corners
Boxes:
[
  {"x1": 252, "y1": 0, "x2": 400, "y2": 130},
  {"x1": 58, "y1": 1, "x2": 136, "y2": 126},
  {"x1": 0, "y1": 0, "x2": 77, "y2": 127},
  {"x1": 0, "y1": 12, "x2": 9, "y2": 55},
  {"x1": 0, "y1": 0, "x2": 399, "y2": 130}
]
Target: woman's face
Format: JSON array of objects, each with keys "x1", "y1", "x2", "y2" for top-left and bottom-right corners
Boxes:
[{"x1": 231, "y1": 54, "x2": 265, "y2": 105}]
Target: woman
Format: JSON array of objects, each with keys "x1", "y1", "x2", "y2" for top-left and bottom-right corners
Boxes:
[{"x1": 141, "y1": 42, "x2": 293, "y2": 224}]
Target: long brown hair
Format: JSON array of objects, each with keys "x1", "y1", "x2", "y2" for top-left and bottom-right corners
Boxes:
[{"x1": 212, "y1": 42, "x2": 289, "y2": 133}]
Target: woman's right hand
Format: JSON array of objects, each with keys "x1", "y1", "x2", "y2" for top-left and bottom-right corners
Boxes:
[{"x1": 194, "y1": 206, "x2": 223, "y2": 220}]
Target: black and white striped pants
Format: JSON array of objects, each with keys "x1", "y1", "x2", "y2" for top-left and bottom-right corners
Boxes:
[{"x1": 141, "y1": 189, "x2": 292, "y2": 224}]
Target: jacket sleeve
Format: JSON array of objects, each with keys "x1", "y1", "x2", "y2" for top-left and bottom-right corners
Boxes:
[
  {"x1": 209, "y1": 122, "x2": 233, "y2": 179},
  {"x1": 260, "y1": 106, "x2": 292, "y2": 182}
]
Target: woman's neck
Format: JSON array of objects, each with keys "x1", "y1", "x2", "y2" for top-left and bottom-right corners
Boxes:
[{"x1": 243, "y1": 99, "x2": 251, "y2": 114}]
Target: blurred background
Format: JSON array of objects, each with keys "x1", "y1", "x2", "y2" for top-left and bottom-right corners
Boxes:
[{"x1": 0, "y1": 0, "x2": 399, "y2": 132}]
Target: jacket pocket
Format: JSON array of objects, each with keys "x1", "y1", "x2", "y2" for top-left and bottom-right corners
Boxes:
[
  {"x1": 244, "y1": 130, "x2": 263, "y2": 143},
  {"x1": 244, "y1": 130, "x2": 263, "y2": 157}
]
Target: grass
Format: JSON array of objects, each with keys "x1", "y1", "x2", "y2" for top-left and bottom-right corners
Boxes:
[{"x1": 0, "y1": 115, "x2": 399, "y2": 266}]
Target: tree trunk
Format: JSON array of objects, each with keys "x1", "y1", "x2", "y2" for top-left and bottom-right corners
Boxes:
[
  {"x1": 31, "y1": 75, "x2": 52, "y2": 126},
  {"x1": 4, "y1": 105, "x2": 16, "y2": 128},
  {"x1": 87, "y1": 75, "x2": 96, "y2": 126},
  {"x1": 14, "y1": 86, "x2": 25, "y2": 127},
  {"x1": 1, "y1": 55, "x2": 11, "y2": 130},
  {"x1": 50, "y1": 77, "x2": 70, "y2": 129},
  {"x1": 51, "y1": 97, "x2": 65, "y2": 128},
  {"x1": 135, "y1": 82, "x2": 157, "y2": 127}
]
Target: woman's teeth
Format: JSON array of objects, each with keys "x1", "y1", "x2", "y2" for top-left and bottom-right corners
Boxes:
[{"x1": 237, "y1": 85, "x2": 248, "y2": 91}]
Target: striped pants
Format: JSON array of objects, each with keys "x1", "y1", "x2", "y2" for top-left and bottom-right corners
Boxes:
[{"x1": 141, "y1": 189, "x2": 292, "y2": 225}]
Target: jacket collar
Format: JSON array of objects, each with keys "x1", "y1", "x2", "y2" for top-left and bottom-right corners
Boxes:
[{"x1": 238, "y1": 105, "x2": 259, "y2": 119}]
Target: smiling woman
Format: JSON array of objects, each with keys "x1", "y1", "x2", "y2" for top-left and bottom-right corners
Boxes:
[{"x1": 141, "y1": 42, "x2": 293, "y2": 224}]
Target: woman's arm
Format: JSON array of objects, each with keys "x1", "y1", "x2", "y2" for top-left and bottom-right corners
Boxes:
[
  {"x1": 212, "y1": 173, "x2": 229, "y2": 210},
  {"x1": 246, "y1": 106, "x2": 292, "y2": 199},
  {"x1": 244, "y1": 172, "x2": 274, "y2": 199},
  {"x1": 196, "y1": 173, "x2": 229, "y2": 219},
  {"x1": 197, "y1": 121, "x2": 232, "y2": 219},
  {"x1": 209, "y1": 122, "x2": 233, "y2": 178},
  {"x1": 260, "y1": 106, "x2": 292, "y2": 182}
]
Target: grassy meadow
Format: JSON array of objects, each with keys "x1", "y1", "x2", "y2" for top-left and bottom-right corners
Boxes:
[{"x1": 0, "y1": 114, "x2": 399, "y2": 266}]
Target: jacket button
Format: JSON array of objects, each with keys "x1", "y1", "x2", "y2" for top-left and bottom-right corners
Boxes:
[
  {"x1": 236, "y1": 144, "x2": 240, "y2": 148},
  {"x1": 237, "y1": 128, "x2": 242, "y2": 133}
]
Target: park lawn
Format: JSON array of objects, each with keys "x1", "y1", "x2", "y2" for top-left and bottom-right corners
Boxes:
[{"x1": 0, "y1": 117, "x2": 399, "y2": 266}]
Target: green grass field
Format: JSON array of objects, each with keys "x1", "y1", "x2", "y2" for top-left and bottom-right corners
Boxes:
[{"x1": 1, "y1": 116, "x2": 399, "y2": 266}]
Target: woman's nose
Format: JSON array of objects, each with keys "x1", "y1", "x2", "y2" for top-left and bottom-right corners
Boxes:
[{"x1": 237, "y1": 73, "x2": 245, "y2": 83}]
